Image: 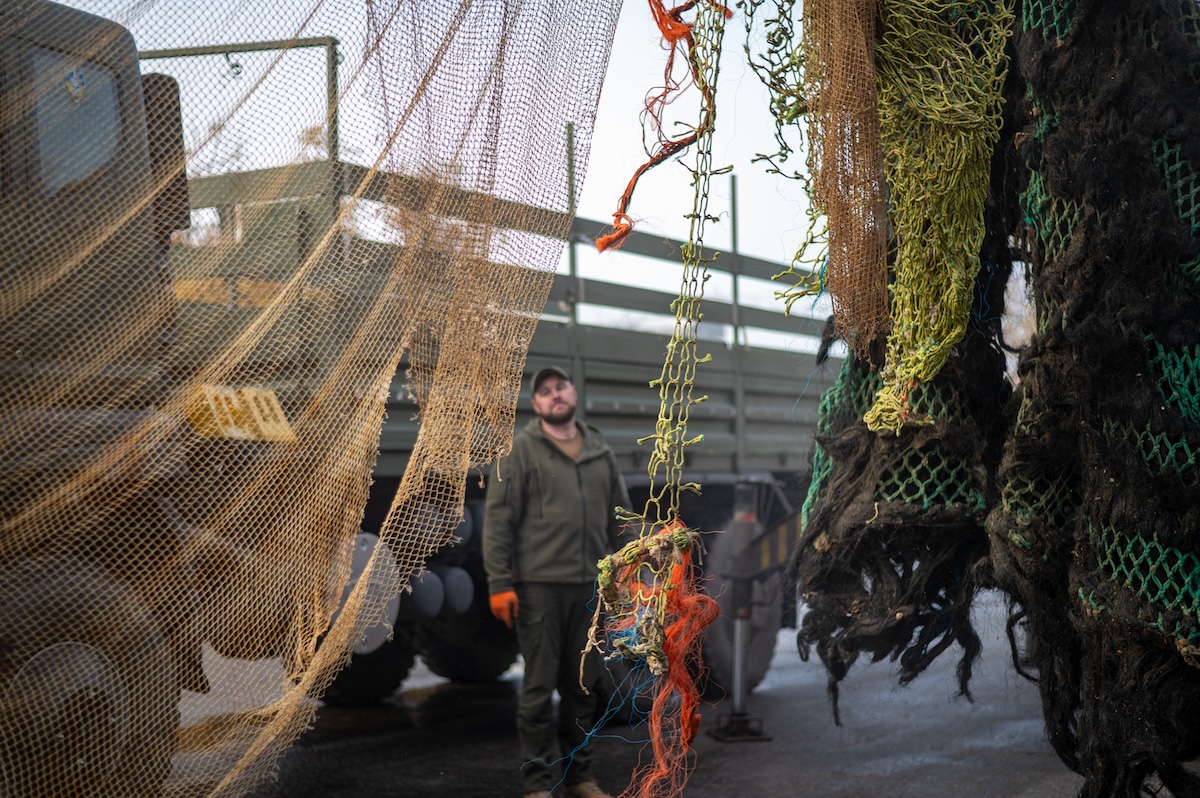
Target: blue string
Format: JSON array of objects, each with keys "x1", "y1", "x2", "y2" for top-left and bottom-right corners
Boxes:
[
  {"x1": 970, "y1": 259, "x2": 1002, "y2": 336},
  {"x1": 536, "y1": 657, "x2": 658, "y2": 794}
]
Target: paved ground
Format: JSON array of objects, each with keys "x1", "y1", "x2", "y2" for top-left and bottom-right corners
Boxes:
[{"x1": 251, "y1": 591, "x2": 1084, "y2": 797}]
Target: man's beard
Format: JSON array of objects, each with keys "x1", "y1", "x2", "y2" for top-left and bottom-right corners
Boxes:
[{"x1": 539, "y1": 405, "x2": 575, "y2": 425}]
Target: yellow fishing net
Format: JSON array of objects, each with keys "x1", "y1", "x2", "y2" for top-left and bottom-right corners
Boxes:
[
  {"x1": 0, "y1": 1, "x2": 619, "y2": 795},
  {"x1": 781, "y1": 0, "x2": 1012, "y2": 432},
  {"x1": 865, "y1": 0, "x2": 1013, "y2": 433}
]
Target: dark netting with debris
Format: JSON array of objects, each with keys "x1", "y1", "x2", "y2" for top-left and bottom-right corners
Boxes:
[
  {"x1": 791, "y1": 1, "x2": 1200, "y2": 795},
  {"x1": 992, "y1": 1, "x2": 1200, "y2": 794},
  {"x1": 792, "y1": 252, "x2": 1013, "y2": 723}
]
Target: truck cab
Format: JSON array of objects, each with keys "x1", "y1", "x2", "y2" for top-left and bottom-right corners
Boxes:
[
  {"x1": 0, "y1": 1, "x2": 189, "y2": 502},
  {"x1": 0, "y1": 3, "x2": 196, "y2": 796}
]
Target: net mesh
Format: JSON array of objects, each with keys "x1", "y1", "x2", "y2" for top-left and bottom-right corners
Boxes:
[
  {"x1": 799, "y1": 0, "x2": 889, "y2": 358},
  {"x1": 587, "y1": 4, "x2": 726, "y2": 796},
  {"x1": 864, "y1": 0, "x2": 1013, "y2": 433},
  {"x1": 791, "y1": 309, "x2": 1011, "y2": 721},
  {"x1": 0, "y1": 1, "x2": 619, "y2": 795},
  {"x1": 768, "y1": 0, "x2": 1200, "y2": 793},
  {"x1": 783, "y1": 0, "x2": 1013, "y2": 430}
]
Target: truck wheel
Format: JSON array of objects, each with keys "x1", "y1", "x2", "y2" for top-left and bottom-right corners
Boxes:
[
  {"x1": 321, "y1": 634, "x2": 417, "y2": 707},
  {"x1": 700, "y1": 532, "x2": 783, "y2": 694},
  {"x1": 418, "y1": 608, "x2": 518, "y2": 684},
  {"x1": 0, "y1": 558, "x2": 178, "y2": 797},
  {"x1": 416, "y1": 540, "x2": 519, "y2": 683}
]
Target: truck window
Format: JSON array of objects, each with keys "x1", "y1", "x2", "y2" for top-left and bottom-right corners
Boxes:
[{"x1": 31, "y1": 46, "x2": 119, "y2": 194}]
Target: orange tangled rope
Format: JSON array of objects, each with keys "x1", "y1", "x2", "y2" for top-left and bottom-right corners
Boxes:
[
  {"x1": 595, "y1": 0, "x2": 733, "y2": 252},
  {"x1": 590, "y1": 521, "x2": 719, "y2": 798}
]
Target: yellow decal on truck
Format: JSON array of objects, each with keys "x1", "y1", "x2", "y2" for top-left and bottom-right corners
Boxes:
[{"x1": 186, "y1": 384, "x2": 296, "y2": 442}]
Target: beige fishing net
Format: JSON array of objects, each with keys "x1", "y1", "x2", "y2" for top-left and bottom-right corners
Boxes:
[
  {"x1": 0, "y1": 1, "x2": 620, "y2": 795},
  {"x1": 800, "y1": 0, "x2": 889, "y2": 360}
]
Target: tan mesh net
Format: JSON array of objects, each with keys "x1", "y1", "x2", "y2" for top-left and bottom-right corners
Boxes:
[
  {"x1": 0, "y1": 1, "x2": 619, "y2": 795},
  {"x1": 800, "y1": 0, "x2": 889, "y2": 359}
]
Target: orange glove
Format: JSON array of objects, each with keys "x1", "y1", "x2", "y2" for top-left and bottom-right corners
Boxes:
[{"x1": 489, "y1": 590, "x2": 519, "y2": 628}]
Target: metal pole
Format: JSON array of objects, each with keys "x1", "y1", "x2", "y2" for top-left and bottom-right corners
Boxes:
[
  {"x1": 730, "y1": 174, "x2": 746, "y2": 474},
  {"x1": 730, "y1": 480, "x2": 754, "y2": 716},
  {"x1": 140, "y1": 36, "x2": 340, "y2": 60},
  {"x1": 730, "y1": 173, "x2": 741, "y2": 347},
  {"x1": 731, "y1": 610, "x2": 751, "y2": 715},
  {"x1": 326, "y1": 39, "x2": 340, "y2": 164},
  {"x1": 140, "y1": 37, "x2": 342, "y2": 164},
  {"x1": 708, "y1": 480, "x2": 771, "y2": 742},
  {"x1": 565, "y1": 123, "x2": 585, "y2": 418},
  {"x1": 566, "y1": 122, "x2": 577, "y2": 219}
]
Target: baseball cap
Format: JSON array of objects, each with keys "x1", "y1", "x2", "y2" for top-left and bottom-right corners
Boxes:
[{"x1": 531, "y1": 365, "x2": 571, "y2": 392}]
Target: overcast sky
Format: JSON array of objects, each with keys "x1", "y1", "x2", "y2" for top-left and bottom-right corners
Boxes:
[{"x1": 565, "y1": 1, "x2": 832, "y2": 349}]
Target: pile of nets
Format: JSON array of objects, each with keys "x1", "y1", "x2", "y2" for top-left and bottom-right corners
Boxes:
[
  {"x1": 770, "y1": 0, "x2": 1200, "y2": 794},
  {"x1": 0, "y1": 1, "x2": 620, "y2": 795}
]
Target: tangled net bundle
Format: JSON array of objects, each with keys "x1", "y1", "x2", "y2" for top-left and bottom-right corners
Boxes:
[
  {"x1": 586, "y1": 3, "x2": 729, "y2": 797},
  {"x1": 591, "y1": 522, "x2": 719, "y2": 798}
]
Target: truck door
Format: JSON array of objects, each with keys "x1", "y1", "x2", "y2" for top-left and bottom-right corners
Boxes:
[{"x1": 0, "y1": 2, "x2": 168, "y2": 412}]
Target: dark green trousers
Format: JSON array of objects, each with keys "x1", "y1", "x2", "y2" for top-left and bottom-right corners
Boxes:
[{"x1": 514, "y1": 582, "x2": 602, "y2": 793}]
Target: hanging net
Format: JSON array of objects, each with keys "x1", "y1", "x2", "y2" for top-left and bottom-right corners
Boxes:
[
  {"x1": 0, "y1": 1, "x2": 620, "y2": 795},
  {"x1": 987, "y1": 1, "x2": 1200, "y2": 793},
  {"x1": 799, "y1": 0, "x2": 889, "y2": 360},
  {"x1": 586, "y1": 3, "x2": 727, "y2": 797},
  {"x1": 791, "y1": 259, "x2": 1013, "y2": 723},
  {"x1": 779, "y1": 0, "x2": 1013, "y2": 431},
  {"x1": 775, "y1": 0, "x2": 1200, "y2": 794}
]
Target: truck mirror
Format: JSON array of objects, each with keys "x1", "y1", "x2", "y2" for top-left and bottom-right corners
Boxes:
[{"x1": 142, "y1": 72, "x2": 190, "y2": 247}]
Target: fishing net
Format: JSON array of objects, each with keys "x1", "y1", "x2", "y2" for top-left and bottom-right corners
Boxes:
[
  {"x1": 987, "y1": 1, "x2": 1200, "y2": 793},
  {"x1": 791, "y1": 259, "x2": 1013, "y2": 722},
  {"x1": 585, "y1": 4, "x2": 727, "y2": 797},
  {"x1": 0, "y1": 1, "x2": 620, "y2": 795},
  {"x1": 780, "y1": 0, "x2": 1012, "y2": 430},
  {"x1": 799, "y1": 0, "x2": 889, "y2": 359},
  {"x1": 865, "y1": 0, "x2": 1013, "y2": 433},
  {"x1": 780, "y1": 0, "x2": 1200, "y2": 794}
]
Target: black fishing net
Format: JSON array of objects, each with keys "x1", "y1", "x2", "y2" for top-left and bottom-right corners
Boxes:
[{"x1": 792, "y1": 231, "x2": 1013, "y2": 723}]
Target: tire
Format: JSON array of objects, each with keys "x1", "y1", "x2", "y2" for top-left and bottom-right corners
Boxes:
[
  {"x1": 700, "y1": 531, "x2": 783, "y2": 695},
  {"x1": 417, "y1": 531, "x2": 519, "y2": 684},
  {"x1": 0, "y1": 558, "x2": 178, "y2": 798},
  {"x1": 321, "y1": 633, "x2": 417, "y2": 707},
  {"x1": 418, "y1": 605, "x2": 518, "y2": 684}
]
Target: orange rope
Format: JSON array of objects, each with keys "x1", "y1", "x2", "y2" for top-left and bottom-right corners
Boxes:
[
  {"x1": 596, "y1": 0, "x2": 733, "y2": 252},
  {"x1": 620, "y1": 548, "x2": 720, "y2": 798}
]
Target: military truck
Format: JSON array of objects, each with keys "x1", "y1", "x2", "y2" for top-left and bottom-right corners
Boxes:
[
  {"x1": 122, "y1": 23, "x2": 841, "y2": 715},
  {"x1": 0, "y1": 3, "x2": 202, "y2": 794}
]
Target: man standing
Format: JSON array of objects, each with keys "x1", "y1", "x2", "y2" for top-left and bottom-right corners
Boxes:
[{"x1": 483, "y1": 365, "x2": 632, "y2": 798}]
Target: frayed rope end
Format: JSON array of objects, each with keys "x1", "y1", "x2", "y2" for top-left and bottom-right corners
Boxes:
[{"x1": 596, "y1": 213, "x2": 635, "y2": 252}]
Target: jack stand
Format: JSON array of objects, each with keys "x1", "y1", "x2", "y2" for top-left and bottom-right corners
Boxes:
[
  {"x1": 708, "y1": 711, "x2": 771, "y2": 742},
  {"x1": 707, "y1": 531, "x2": 772, "y2": 745},
  {"x1": 707, "y1": 612, "x2": 772, "y2": 742}
]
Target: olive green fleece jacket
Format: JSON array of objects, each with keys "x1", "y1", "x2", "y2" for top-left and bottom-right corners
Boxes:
[{"x1": 483, "y1": 418, "x2": 632, "y2": 595}]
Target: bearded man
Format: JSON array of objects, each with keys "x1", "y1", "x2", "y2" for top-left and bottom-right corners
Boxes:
[{"x1": 483, "y1": 365, "x2": 632, "y2": 798}]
